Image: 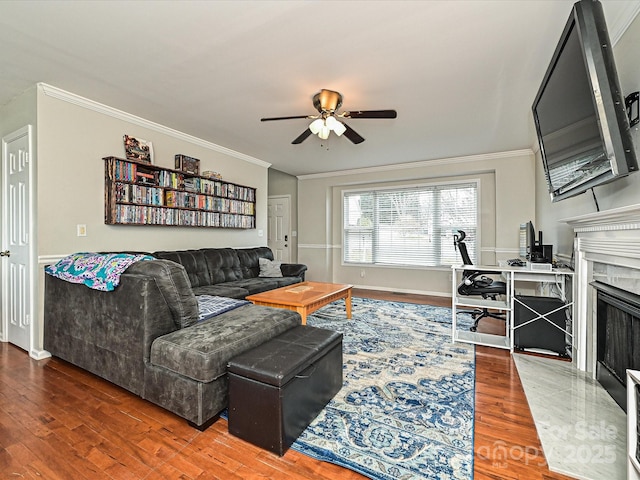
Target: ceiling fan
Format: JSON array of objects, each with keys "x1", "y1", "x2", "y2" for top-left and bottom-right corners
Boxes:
[{"x1": 260, "y1": 89, "x2": 397, "y2": 145}]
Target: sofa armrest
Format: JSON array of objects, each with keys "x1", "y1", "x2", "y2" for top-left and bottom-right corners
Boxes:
[
  {"x1": 126, "y1": 259, "x2": 199, "y2": 328},
  {"x1": 280, "y1": 263, "x2": 307, "y2": 280}
]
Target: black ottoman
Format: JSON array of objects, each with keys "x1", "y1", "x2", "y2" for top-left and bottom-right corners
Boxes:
[{"x1": 227, "y1": 325, "x2": 343, "y2": 456}]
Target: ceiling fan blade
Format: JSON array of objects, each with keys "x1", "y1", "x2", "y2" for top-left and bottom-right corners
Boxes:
[
  {"x1": 261, "y1": 115, "x2": 313, "y2": 122},
  {"x1": 292, "y1": 129, "x2": 312, "y2": 144},
  {"x1": 342, "y1": 124, "x2": 365, "y2": 144},
  {"x1": 342, "y1": 109, "x2": 397, "y2": 119}
]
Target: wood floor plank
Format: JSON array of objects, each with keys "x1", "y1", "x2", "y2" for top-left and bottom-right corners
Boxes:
[{"x1": 0, "y1": 289, "x2": 577, "y2": 479}]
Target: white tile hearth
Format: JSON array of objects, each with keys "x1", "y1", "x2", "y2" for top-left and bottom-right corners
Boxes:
[{"x1": 514, "y1": 354, "x2": 626, "y2": 480}]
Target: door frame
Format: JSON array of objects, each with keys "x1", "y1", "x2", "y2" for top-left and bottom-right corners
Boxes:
[
  {"x1": 1, "y1": 125, "x2": 45, "y2": 359},
  {"x1": 267, "y1": 194, "x2": 292, "y2": 262}
]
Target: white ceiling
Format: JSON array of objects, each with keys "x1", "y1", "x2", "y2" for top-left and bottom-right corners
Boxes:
[{"x1": 1, "y1": 1, "x2": 639, "y2": 176}]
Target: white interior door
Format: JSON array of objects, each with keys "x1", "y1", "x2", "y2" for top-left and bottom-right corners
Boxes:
[
  {"x1": 2, "y1": 126, "x2": 33, "y2": 352},
  {"x1": 267, "y1": 196, "x2": 291, "y2": 262}
]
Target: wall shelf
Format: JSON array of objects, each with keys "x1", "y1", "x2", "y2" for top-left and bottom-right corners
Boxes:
[{"x1": 104, "y1": 156, "x2": 256, "y2": 228}]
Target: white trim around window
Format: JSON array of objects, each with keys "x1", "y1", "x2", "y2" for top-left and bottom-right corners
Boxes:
[{"x1": 342, "y1": 179, "x2": 481, "y2": 268}]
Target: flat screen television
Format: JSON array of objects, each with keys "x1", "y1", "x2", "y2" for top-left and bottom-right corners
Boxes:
[{"x1": 532, "y1": 0, "x2": 637, "y2": 202}]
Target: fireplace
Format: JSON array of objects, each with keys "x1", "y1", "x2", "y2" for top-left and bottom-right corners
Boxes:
[
  {"x1": 563, "y1": 203, "x2": 640, "y2": 374},
  {"x1": 593, "y1": 281, "x2": 640, "y2": 411},
  {"x1": 560, "y1": 204, "x2": 640, "y2": 479}
]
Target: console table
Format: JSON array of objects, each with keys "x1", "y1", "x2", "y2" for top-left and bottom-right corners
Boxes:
[{"x1": 451, "y1": 263, "x2": 574, "y2": 355}]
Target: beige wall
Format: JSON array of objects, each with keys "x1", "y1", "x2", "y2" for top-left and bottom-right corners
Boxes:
[
  {"x1": 535, "y1": 14, "x2": 640, "y2": 257},
  {"x1": 267, "y1": 168, "x2": 298, "y2": 262},
  {"x1": 1, "y1": 84, "x2": 270, "y2": 355},
  {"x1": 298, "y1": 150, "x2": 535, "y2": 296},
  {"x1": 0, "y1": 86, "x2": 37, "y2": 137},
  {"x1": 36, "y1": 85, "x2": 270, "y2": 256}
]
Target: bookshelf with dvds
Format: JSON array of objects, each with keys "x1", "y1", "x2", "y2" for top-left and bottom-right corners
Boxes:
[{"x1": 104, "y1": 156, "x2": 256, "y2": 228}]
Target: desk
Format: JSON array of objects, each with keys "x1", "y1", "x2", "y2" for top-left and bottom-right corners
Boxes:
[{"x1": 451, "y1": 264, "x2": 574, "y2": 354}]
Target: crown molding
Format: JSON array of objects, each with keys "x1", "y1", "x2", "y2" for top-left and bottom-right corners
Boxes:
[
  {"x1": 37, "y1": 83, "x2": 270, "y2": 170},
  {"x1": 296, "y1": 149, "x2": 533, "y2": 180},
  {"x1": 608, "y1": 1, "x2": 640, "y2": 46}
]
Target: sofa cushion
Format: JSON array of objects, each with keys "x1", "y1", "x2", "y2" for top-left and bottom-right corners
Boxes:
[
  {"x1": 126, "y1": 259, "x2": 200, "y2": 328},
  {"x1": 149, "y1": 304, "x2": 301, "y2": 383},
  {"x1": 153, "y1": 250, "x2": 211, "y2": 288},
  {"x1": 223, "y1": 278, "x2": 280, "y2": 295},
  {"x1": 272, "y1": 276, "x2": 302, "y2": 288},
  {"x1": 236, "y1": 247, "x2": 274, "y2": 279},
  {"x1": 202, "y1": 248, "x2": 243, "y2": 283},
  {"x1": 191, "y1": 284, "x2": 249, "y2": 299},
  {"x1": 258, "y1": 258, "x2": 283, "y2": 278}
]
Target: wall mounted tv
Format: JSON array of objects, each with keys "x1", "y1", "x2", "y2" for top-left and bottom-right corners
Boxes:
[{"x1": 532, "y1": 0, "x2": 637, "y2": 202}]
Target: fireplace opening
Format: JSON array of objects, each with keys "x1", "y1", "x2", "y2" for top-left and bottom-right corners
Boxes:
[{"x1": 593, "y1": 281, "x2": 640, "y2": 412}]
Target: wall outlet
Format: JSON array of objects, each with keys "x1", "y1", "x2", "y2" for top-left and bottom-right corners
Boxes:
[
  {"x1": 77, "y1": 224, "x2": 87, "y2": 237},
  {"x1": 258, "y1": 229, "x2": 264, "y2": 237},
  {"x1": 360, "y1": 270, "x2": 365, "y2": 278}
]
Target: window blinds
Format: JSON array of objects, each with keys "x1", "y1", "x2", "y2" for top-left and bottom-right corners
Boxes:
[{"x1": 343, "y1": 182, "x2": 478, "y2": 267}]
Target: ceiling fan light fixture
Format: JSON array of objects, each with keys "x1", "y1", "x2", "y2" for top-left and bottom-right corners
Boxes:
[
  {"x1": 309, "y1": 118, "x2": 324, "y2": 134},
  {"x1": 332, "y1": 120, "x2": 347, "y2": 136},
  {"x1": 261, "y1": 88, "x2": 396, "y2": 144},
  {"x1": 318, "y1": 125, "x2": 330, "y2": 140},
  {"x1": 324, "y1": 115, "x2": 338, "y2": 129}
]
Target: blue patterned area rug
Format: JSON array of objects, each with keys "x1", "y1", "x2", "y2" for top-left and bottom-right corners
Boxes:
[{"x1": 294, "y1": 297, "x2": 475, "y2": 480}]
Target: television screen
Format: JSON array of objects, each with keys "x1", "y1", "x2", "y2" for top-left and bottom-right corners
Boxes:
[{"x1": 532, "y1": 0, "x2": 637, "y2": 202}]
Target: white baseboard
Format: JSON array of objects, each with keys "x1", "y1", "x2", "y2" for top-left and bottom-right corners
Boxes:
[{"x1": 351, "y1": 284, "x2": 452, "y2": 299}]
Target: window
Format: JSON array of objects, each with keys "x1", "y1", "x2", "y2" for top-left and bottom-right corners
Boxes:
[{"x1": 343, "y1": 181, "x2": 478, "y2": 267}]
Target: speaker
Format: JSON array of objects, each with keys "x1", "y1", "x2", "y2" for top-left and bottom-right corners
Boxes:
[
  {"x1": 514, "y1": 295, "x2": 570, "y2": 357},
  {"x1": 530, "y1": 244, "x2": 553, "y2": 263}
]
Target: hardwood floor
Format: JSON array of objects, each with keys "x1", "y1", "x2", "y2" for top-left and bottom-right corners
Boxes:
[{"x1": 0, "y1": 290, "x2": 575, "y2": 479}]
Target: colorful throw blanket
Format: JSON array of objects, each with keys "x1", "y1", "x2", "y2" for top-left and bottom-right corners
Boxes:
[
  {"x1": 196, "y1": 295, "x2": 249, "y2": 322},
  {"x1": 45, "y1": 252, "x2": 153, "y2": 291}
]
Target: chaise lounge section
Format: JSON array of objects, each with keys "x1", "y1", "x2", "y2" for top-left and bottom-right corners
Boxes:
[{"x1": 43, "y1": 247, "x2": 306, "y2": 428}]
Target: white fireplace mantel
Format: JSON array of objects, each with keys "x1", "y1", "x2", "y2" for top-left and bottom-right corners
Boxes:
[
  {"x1": 564, "y1": 203, "x2": 640, "y2": 232},
  {"x1": 563, "y1": 203, "x2": 640, "y2": 372}
]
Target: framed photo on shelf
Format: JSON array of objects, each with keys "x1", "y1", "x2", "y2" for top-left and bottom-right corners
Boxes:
[
  {"x1": 123, "y1": 135, "x2": 153, "y2": 163},
  {"x1": 175, "y1": 154, "x2": 200, "y2": 175}
]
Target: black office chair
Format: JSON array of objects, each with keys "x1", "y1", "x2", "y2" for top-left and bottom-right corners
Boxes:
[{"x1": 454, "y1": 230, "x2": 507, "y2": 332}]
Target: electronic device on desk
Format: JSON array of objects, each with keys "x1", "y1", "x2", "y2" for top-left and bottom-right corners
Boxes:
[
  {"x1": 525, "y1": 221, "x2": 553, "y2": 264},
  {"x1": 529, "y1": 262, "x2": 553, "y2": 272},
  {"x1": 507, "y1": 258, "x2": 526, "y2": 267}
]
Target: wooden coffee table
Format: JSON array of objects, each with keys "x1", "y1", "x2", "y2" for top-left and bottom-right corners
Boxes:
[{"x1": 246, "y1": 281, "x2": 352, "y2": 325}]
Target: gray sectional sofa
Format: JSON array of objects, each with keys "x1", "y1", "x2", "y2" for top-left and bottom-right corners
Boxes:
[
  {"x1": 43, "y1": 247, "x2": 307, "y2": 428},
  {"x1": 153, "y1": 246, "x2": 306, "y2": 298}
]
